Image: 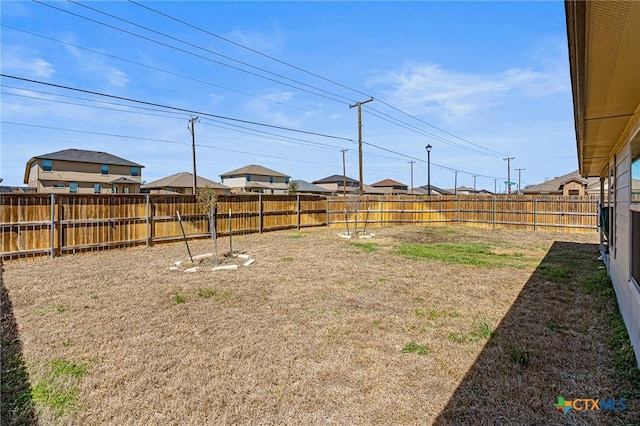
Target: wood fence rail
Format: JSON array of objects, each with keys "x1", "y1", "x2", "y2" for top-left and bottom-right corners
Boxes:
[
  {"x1": 0, "y1": 194, "x2": 327, "y2": 260},
  {"x1": 1, "y1": 194, "x2": 598, "y2": 260}
]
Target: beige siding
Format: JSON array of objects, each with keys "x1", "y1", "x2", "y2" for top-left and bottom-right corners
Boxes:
[{"x1": 32, "y1": 160, "x2": 141, "y2": 194}]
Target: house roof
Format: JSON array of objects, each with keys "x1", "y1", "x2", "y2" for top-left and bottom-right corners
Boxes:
[
  {"x1": 24, "y1": 148, "x2": 144, "y2": 183},
  {"x1": 109, "y1": 177, "x2": 140, "y2": 185},
  {"x1": 416, "y1": 185, "x2": 454, "y2": 195},
  {"x1": 312, "y1": 174, "x2": 359, "y2": 185},
  {"x1": 566, "y1": 1, "x2": 640, "y2": 177},
  {"x1": 522, "y1": 170, "x2": 599, "y2": 194},
  {"x1": 371, "y1": 178, "x2": 408, "y2": 188},
  {"x1": 220, "y1": 164, "x2": 290, "y2": 178},
  {"x1": 292, "y1": 180, "x2": 331, "y2": 193},
  {"x1": 141, "y1": 172, "x2": 228, "y2": 190},
  {"x1": 29, "y1": 149, "x2": 143, "y2": 167}
]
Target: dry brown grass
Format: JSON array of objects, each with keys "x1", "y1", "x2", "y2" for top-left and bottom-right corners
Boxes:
[{"x1": 2, "y1": 225, "x2": 637, "y2": 425}]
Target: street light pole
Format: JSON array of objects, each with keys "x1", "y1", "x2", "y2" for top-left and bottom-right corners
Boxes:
[
  {"x1": 408, "y1": 161, "x2": 415, "y2": 195},
  {"x1": 426, "y1": 144, "x2": 432, "y2": 196}
]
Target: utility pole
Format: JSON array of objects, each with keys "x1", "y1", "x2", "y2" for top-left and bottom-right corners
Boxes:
[
  {"x1": 515, "y1": 168, "x2": 525, "y2": 194},
  {"x1": 408, "y1": 161, "x2": 415, "y2": 195},
  {"x1": 189, "y1": 116, "x2": 199, "y2": 195},
  {"x1": 473, "y1": 175, "x2": 477, "y2": 194},
  {"x1": 503, "y1": 157, "x2": 515, "y2": 194},
  {"x1": 349, "y1": 97, "x2": 374, "y2": 194},
  {"x1": 494, "y1": 178, "x2": 498, "y2": 195},
  {"x1": 454, "y1": 170, "x2": 458, "y2": 195},
  {"x1": 341, "y1": 149, "x2": 348, "y2": 198}
]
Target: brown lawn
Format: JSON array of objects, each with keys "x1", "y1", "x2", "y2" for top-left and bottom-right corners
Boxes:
[{"x1": 2, "y1": 225, "x2": 638, "y2": 425}]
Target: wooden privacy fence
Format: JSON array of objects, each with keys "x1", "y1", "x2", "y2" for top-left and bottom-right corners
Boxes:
[
  {"x1": 0, "y1": 194, "x2": 327, "y2": 260},
  {"x1": 327, "y1": 195, "x2": 599, "y2": 233},
  {"x1": 1, "y1": 193, "x2": 598, "y2": 260}
]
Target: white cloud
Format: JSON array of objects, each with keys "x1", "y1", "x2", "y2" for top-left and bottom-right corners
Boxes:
[
  {"x1": 370, "y1": 63, "x2": 568, "y2": 123},
  {"x1": 4, "y1": 56, "x2": 55, "y2": 78},
  {"x1": 105, "y1": 68, "x2": 129, "y2": 87}
]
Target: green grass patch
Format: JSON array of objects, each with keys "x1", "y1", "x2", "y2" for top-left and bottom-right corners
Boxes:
[
  {"x1": 32, "y1": 358, "x2": 88, "y2": 418},
  {"x1": 196, "y1": 289, "x2": 231, "y2": 301},
  {"x1": 538, "y1": 264, "x2": 572, "y2": 284},
  {"x1": 401, "y1": 342, "x2": 429, "y2": 355},
  {"x1": 509, "y1": 345, "x2": 531, "y2": 368},
  {"x1": 288, "y1": 232, "x2": 307, "y2": 239},
  {"x1": 394, "y1": 242, "x2": 534, "y2": 268},
  {"x1": 55, "y1": 305, "x2": 66, "y2": 313},
  {"x1": 282, "y1": 256, "x2": 294, "y2": 262},
  {"x1": 173, "y1": 294, "x2": 186, "y2": 304},
  {"x1": 352, "y1": 242, "x2": 378, "y2": 253},
  {"x1": 448, "y1": 317, "x2": 493, "y2": 343}
]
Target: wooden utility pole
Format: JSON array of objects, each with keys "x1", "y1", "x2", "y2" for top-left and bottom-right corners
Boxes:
[
  {"x1": 408, "y1": 161, "x2": 415, "y2": 195},
  {"x1": 515, "y1": 168, "x2": 525, "y2": 194},
  {"x1": 349, "y1": 97, "x2": 374, "y2": 194},
  {"x1": 503, "y1": 156, "x2": 515, "y2": 194},
  {"x1": 341, "y1": 148, "x2": 348, "y2": 197},
  {"x1": 189, "y1": 116, "x2": 199, "y2": 195}
]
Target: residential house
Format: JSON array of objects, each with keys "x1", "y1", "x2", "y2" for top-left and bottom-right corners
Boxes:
[
  {"x1": 23, "y1": 149, "x2": 143, "y2": 194},
  {"x1": 289, "y1": 180, "x2": 332, "y2": 195},
  {"x1": 370, "y1": 179, "x2": 408, "y2": 195},
  {"x1": 141, "y1": 172, "x2": 229, "y2": 195},
  {"x1": 220, "y1": 164, "x2": 290, "y2": 194},
  {"x1": 566, "y1": 0, "x2": 640, "y2": 365},
  {"x1": 414, "y1": 185, "x2": 454, "y2": 196},
  {"x1": 312, "y1": 175, "x2": 383, "y2": 195},
  {"x1": 448, "y1": 186, "x2": 493, "y2": 196},
  {"x1": 523, "y1": 170, "x2": 602, "y2": 196}
]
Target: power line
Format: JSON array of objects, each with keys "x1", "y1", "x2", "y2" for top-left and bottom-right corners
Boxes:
[
  {"x1": 0, "y1": 23, "x2": 311, "y2": 112},
  {"x1": 33, "y1": 1, "x2": 351, "y2": 105},
  {"x1": 1, "y1": 120, "x2": 338, "y2": 168},
  {"x1": 0, "y1": 74, "x2": 353, "y2": 142},
  {"x1": 77, "y1": 1, "x2": 511, "y2": 159}
]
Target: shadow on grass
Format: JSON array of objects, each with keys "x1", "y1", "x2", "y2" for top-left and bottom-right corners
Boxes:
[
  {"x1": 1, "y1": 259, "x2": 38, "y2": 425},
  {"x1": 434, "y1": 241, "x2": 638, "y2": 425}
]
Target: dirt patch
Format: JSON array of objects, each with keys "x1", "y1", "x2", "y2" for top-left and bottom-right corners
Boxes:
[{"x1": 2, "y1": 226, "x2": 636, "y2": 425}]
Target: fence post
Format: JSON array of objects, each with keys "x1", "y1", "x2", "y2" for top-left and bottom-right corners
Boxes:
[
  {"x1": 259, "y1": 194, "x2": 263, "y2": 233},
  {"x1": 50, "y1": 193, "x2": 55, "y2": 258},
  {"x1": 457, "y1": 196, "x2": 460, "y2": 223},
  {"x1": 296, "y1": 194, "x2": 301, "y2": 230},
  {"x1": 493, "y1": 198, "x2": 497, "y2": 228},
  {"x1": 145, "y1": 193, "x2": 150, "y2": 248},
  {"x1": 325, "y1": 196, "x2": 329, "y2": 226},
  {"x1": 534, "y1": 198, "x2": 538, "y2": 231},
  {"x1": 379, "y1": 199, "x2": 383, "y2": 226}
]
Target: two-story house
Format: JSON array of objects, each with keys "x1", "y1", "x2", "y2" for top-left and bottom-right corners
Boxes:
[
  {"x1": 24, "y1": 149, "x2": 144, "y2": 194},
  {"x1": 219, "y1": 164, "x2": 291, "y2": 194},
  {"x1": 370, "y1": 179, "x2": 409, "y2": 195}
]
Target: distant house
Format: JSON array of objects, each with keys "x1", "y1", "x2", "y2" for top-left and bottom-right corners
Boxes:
[
  {"x1": 415, "y1": 185, "x2": 454, "y2": 196},
  {"x1": 140, "y1": 172, "x2": 229, "y2": 195},
  {"x1": 23, "y1": 148, "x2": 144, "y2": 194},
  {"x1": 220, "y1": 164, "x2": 290, "y2": 194},
  {"x1": 312, "y1": 175, "x2": 383, "y2": 195},
  {"x1": 522, "y1": 170, "x2": 602, "y2": 196},
  {"x1": 447, "y1": 186, "x2": 492, "y2": 196},
  {"x1": 312, "y1": 174, "x2": 359, "y2": 195},
  {"x1": 289, "y1": 180, "x2": 332, "y2": 195},
  {"x1": 370, "y1": 179, "x2": 408, "y2": 195}
]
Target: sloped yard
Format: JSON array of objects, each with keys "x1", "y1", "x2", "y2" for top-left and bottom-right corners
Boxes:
[{"x1": 2, "y1": 226, "x2": 638, "y2": 425}]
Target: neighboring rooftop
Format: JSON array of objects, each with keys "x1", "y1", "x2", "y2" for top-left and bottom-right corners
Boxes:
[
  {"x1": 523, "y1": 170, "x2": 600, "y2": 194},
  {"x1": 220, "y1": 164, "x2": 290, "y2": 178},
  {"x1": 371, "y1": 179, "x2": 408, "y2": 188},
  {"x1": 141, "y1": 172, "x2": 228, "y2": 190},
  {"x1": 291, "y1": 180, "x2": 331, "y2": 193},
  {"x1": 312, "y1": 174, "x2": 359, "y2": 185},
  {"x1": 27, "y1": 149, "x2": 144, "y2": 167}
]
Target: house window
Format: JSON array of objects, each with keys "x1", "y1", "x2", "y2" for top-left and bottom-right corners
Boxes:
[
  {"x1": 42, "y1": 159, "x2": 53, "y2": 172},
  {"x1": 124, "y1": 187, "x2": 130, "y2": 194},
  {"x1": 269, "y1": 176, "x2": 274, "y2": 183},
  {"x1": 631, "y1": 154, "x2": 640, "y2": 287},
  {"x1": 53, "y1": 183, "x2": 66, "y2": 189},
  {"x1": 69, "y1": 182, "x2": 78, "y2": 193},
  {"x1": 94, "y1": 183, "x2": 101, "y2": 194},
  {"x1": 568, "y1": 189, "x2": 579, "y2": 196},
  {"x1": 285, "y1": 177, "x2": 289, "y2": 184},
  {"x1": 131, "y1": 167, "x2": 139, "y2": 177},
  {"x1": 246, "y1": 175, "x2": 251, "y2": 182},
  {"x1": 101, "y1": 164, "x2": 109, "y2": 175}
]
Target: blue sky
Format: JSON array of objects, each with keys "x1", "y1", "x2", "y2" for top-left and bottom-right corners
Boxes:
[{"x1": 1, "y1": 1, "x2": 577, "y2": 191}]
